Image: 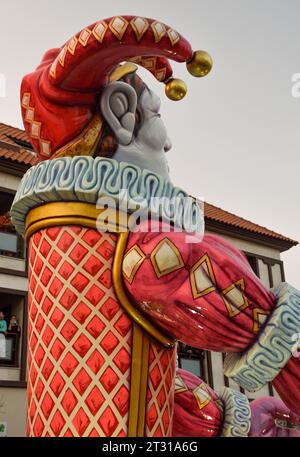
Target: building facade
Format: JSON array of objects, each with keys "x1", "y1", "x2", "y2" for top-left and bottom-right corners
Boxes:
[{"x1": 0, "y1": 122, "x2": 298, "y2": 436}]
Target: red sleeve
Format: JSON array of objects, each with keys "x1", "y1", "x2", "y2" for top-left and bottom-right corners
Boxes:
[
  {"x1": 123, "y1": 220, "x2": 274, "y2": 352},
  {"x1": 173, "y1": 369, "x2": 223, "y2": 437}
]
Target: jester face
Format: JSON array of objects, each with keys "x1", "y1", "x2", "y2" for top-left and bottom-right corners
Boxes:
[{"x1": 99, "y1": 72, "x2": 172, "y2": 179}]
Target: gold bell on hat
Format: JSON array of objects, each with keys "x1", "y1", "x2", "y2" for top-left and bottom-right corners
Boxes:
[
  {"x1": 165, "y1": 78, "x2": 187, "y2": 101},
  {"x1": 186, "y1": 50, "x2": 213, "y2": 77}
]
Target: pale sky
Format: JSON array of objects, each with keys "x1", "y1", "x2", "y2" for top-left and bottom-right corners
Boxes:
[{"x1": 0, "y1": 0, "x2": 299, "y2": 287}]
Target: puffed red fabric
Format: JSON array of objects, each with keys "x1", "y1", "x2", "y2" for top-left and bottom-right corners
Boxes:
[
  {"x1": 124, "y1": 222, "x2": 274, "y2": 351},
  {"x1": 249, "y1": 397, "x2": 300, "y2": 437},
  {"x1": 172, "y1": 369, "x2": 223, "y2": 437},
  {"x1": 123, "y1": 220, "x2": 300, "y2": 415}
]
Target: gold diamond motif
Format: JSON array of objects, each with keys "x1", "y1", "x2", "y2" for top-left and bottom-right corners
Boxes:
[
  {"x1": 190, "y1": 254, "x2": 216, "y2": 299},
  {"x1": 129, "y1": 56, "x2": 141, "y2": 64},
  {"x1": 193, "y1": 383, "x2": 211, "y2": 410},
  {"x1": 22, "y1": 92, "x2": 30, "y2": 108},
  {"x1": 222, "y1": 278, "x2": 249, "y2": 318},
  {"x1": 150, "y1": 238, "x2": 184, "y2": 279},
  {"x1": 122, "y1": 245, "x2": 145, "y2": 284},
  {"x1": 155, "y1": 69, "x2": 167, "y2": 82},
  {"x1": 78, "y1": 29, "x2": 91, "y2": 47},
  {"x1": 129, "y1": 56, "x2": 157, "y2": 73},
  {"x1": 58, "y1": 46, "x2": 67, "y2": 67},
  {"x1": 130, "y1": 17, "x2": 149, "y2": 41},
  {"x1": 49, "y1": 60, "x2": 57, "y2": 78},
  {"x1": 175, "y1": 375, "x2": 188, "y2": 394},
  {"x1": 141, "y1": 57, "x2": 156, "y2": 70},
  {"x1": 25, "y1": 107, "x2": 35, "y2": 122},
  {"x1": 68, "y1": 36, "x2": 78, "y2": 55},
  {"x1": 167, "y1": 28, "x2": 180, "y2": 46},
  {"x1": 30, "y1": 121, "x2": 41, "y2": 139},
  {"x1": 109, "y1": 16, "x2": 129, "y2": 40},
  {"x1": 40, "y1": 140, "x2": 51, "y2": 157},
  {"x1": 151, "y1": 21, "x2": 166, "y2": 43},
  {"x1": 21, "y1": 91, "x2": 51, "y2": 153},
  {"x1": 253, "y1": 308, "x2": 269, "y2": 333},
  {"x1": 92, "y1": 21, "x2": 108, "y2": 43}
]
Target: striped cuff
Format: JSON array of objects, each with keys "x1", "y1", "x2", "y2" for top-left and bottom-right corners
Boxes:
[
  {"x1": 220, "y1": 388, "x2": 250, "y2": 437},
  {"x1": 223, "y1": 283, "x2": 300, "y2": 391}
]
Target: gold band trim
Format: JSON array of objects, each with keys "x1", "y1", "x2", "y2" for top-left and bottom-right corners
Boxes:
[
  {"x1": 53, "y1": 113, "x2": 103, "y2": 159},
  {"x1": 25, "y1": 202, "x2": 129, "y2": 239},
  {"x1": 113, "y1": 232, "x2": 175, "y2": 349},
  {"x1": 110, "y1": 62, "x2": 138, "y2": 81},
  {"x1": 137, "y1": 333, "x2": 150, "y2": 436},
  {"x1": 128, "y1": 324, "x2": 150, "y2": 437},
  {"x1": 52, "y1": 63, "x2": 138, "y2": 159}
]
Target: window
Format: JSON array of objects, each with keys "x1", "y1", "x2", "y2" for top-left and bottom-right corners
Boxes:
[
  {"x1": 177, "y1": 342, "x2": 206, "y2": 380},
  {"x1": 0, "y1": 189, "x2": 24, "y2": 259},
  {"x1": 245, "y1": 253, "x2": 259, "y2": 276},
  {"x1": 0, "y1": 334, "x2": 20, "y2": 366},
  {"x1": 244, "y1": 251, "x2": 285, "y2": 289},
  {"x1": 0, "y1": 292, "x2": 24, "y2": 370}
]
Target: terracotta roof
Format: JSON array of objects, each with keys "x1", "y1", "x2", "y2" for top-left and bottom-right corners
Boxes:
[
  {"x1": 0, "y1": 142, "x2": 38, "y2": 166},
  {"x1": 0, "y1": 123, "x2": 37, "y2": 166},
  {"x1": 0, "y1": 122, "x2": 30, "y2": 144},
  {"x1": 204, "y1": 201, "x2": 298, "y2": 247}
]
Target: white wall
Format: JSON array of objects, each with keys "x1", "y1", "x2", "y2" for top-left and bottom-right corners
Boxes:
[
  {"x1": 0, "y1": 387, "x2": 26, "y2": 436},
  {"x1": 0, "y1": 172, "x2": 21, "y2": 192},
  {"x1": 0, "y1": 273, "x2": 27, "y2": 292},
  {"x1": 206, "y1": 230, "x2": 281, "y2": 260},
  {"x1": 0, "y1": 255, "x2": 26, "y2": 274}
]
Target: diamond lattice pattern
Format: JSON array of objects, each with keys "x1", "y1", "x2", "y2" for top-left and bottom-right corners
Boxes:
[
  {"x1": 27, "y1": 227, "x2": 133, "y2": 437},
  {"x1": 145, "y1": 341, "x2": 176, "y2": 436}
]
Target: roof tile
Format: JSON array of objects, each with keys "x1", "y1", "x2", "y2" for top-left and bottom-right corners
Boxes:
[
  {"x1": 0, "y1": 145, "x2": 38, "y2": 166},
  {"x1": 0, "y1": 123, "x2": 37, "y2": 166},
  {"x1": 204, "y1": 202, "x2": 298, "y2": 246},
  {"x1": 0, "y1": 122, "x2": 30, "y2": 143}
]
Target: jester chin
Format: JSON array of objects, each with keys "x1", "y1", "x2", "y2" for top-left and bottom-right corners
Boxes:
[{"x1": 11, "y1": 15, "x2": 300, "y2": 437}]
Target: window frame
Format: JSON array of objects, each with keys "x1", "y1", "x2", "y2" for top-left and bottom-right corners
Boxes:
[
  {"x1": 0, "y1": 287, "x2": 28, "y2": 387},
  {"x1": 0, "y1": 187, "x2": 27, "y2": 275},
  {"x1": 243, "y1": 250, "x2": 285, "y2": 287},
  {"x1": 177, "y1": 343, "x2": 207, "y2": 382}
]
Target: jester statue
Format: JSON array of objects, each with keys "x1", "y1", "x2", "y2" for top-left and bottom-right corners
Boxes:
[{"x1": 11, "y1": 15, "x2": 300, "y2": 437}]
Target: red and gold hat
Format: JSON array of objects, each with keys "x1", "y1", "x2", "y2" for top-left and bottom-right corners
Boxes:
[{"x1": 21, "y1": 15, "x2": 212, "y2": 161}]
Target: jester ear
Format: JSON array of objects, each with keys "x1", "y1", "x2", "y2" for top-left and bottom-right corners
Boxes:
[{"x1": 100, "y1": 81, "x2": 137, "y2": 146}]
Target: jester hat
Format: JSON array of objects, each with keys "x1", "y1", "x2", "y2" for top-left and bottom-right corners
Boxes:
[{"x1": 20, "y1": 15, "x2": 212, "y2": 161}]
